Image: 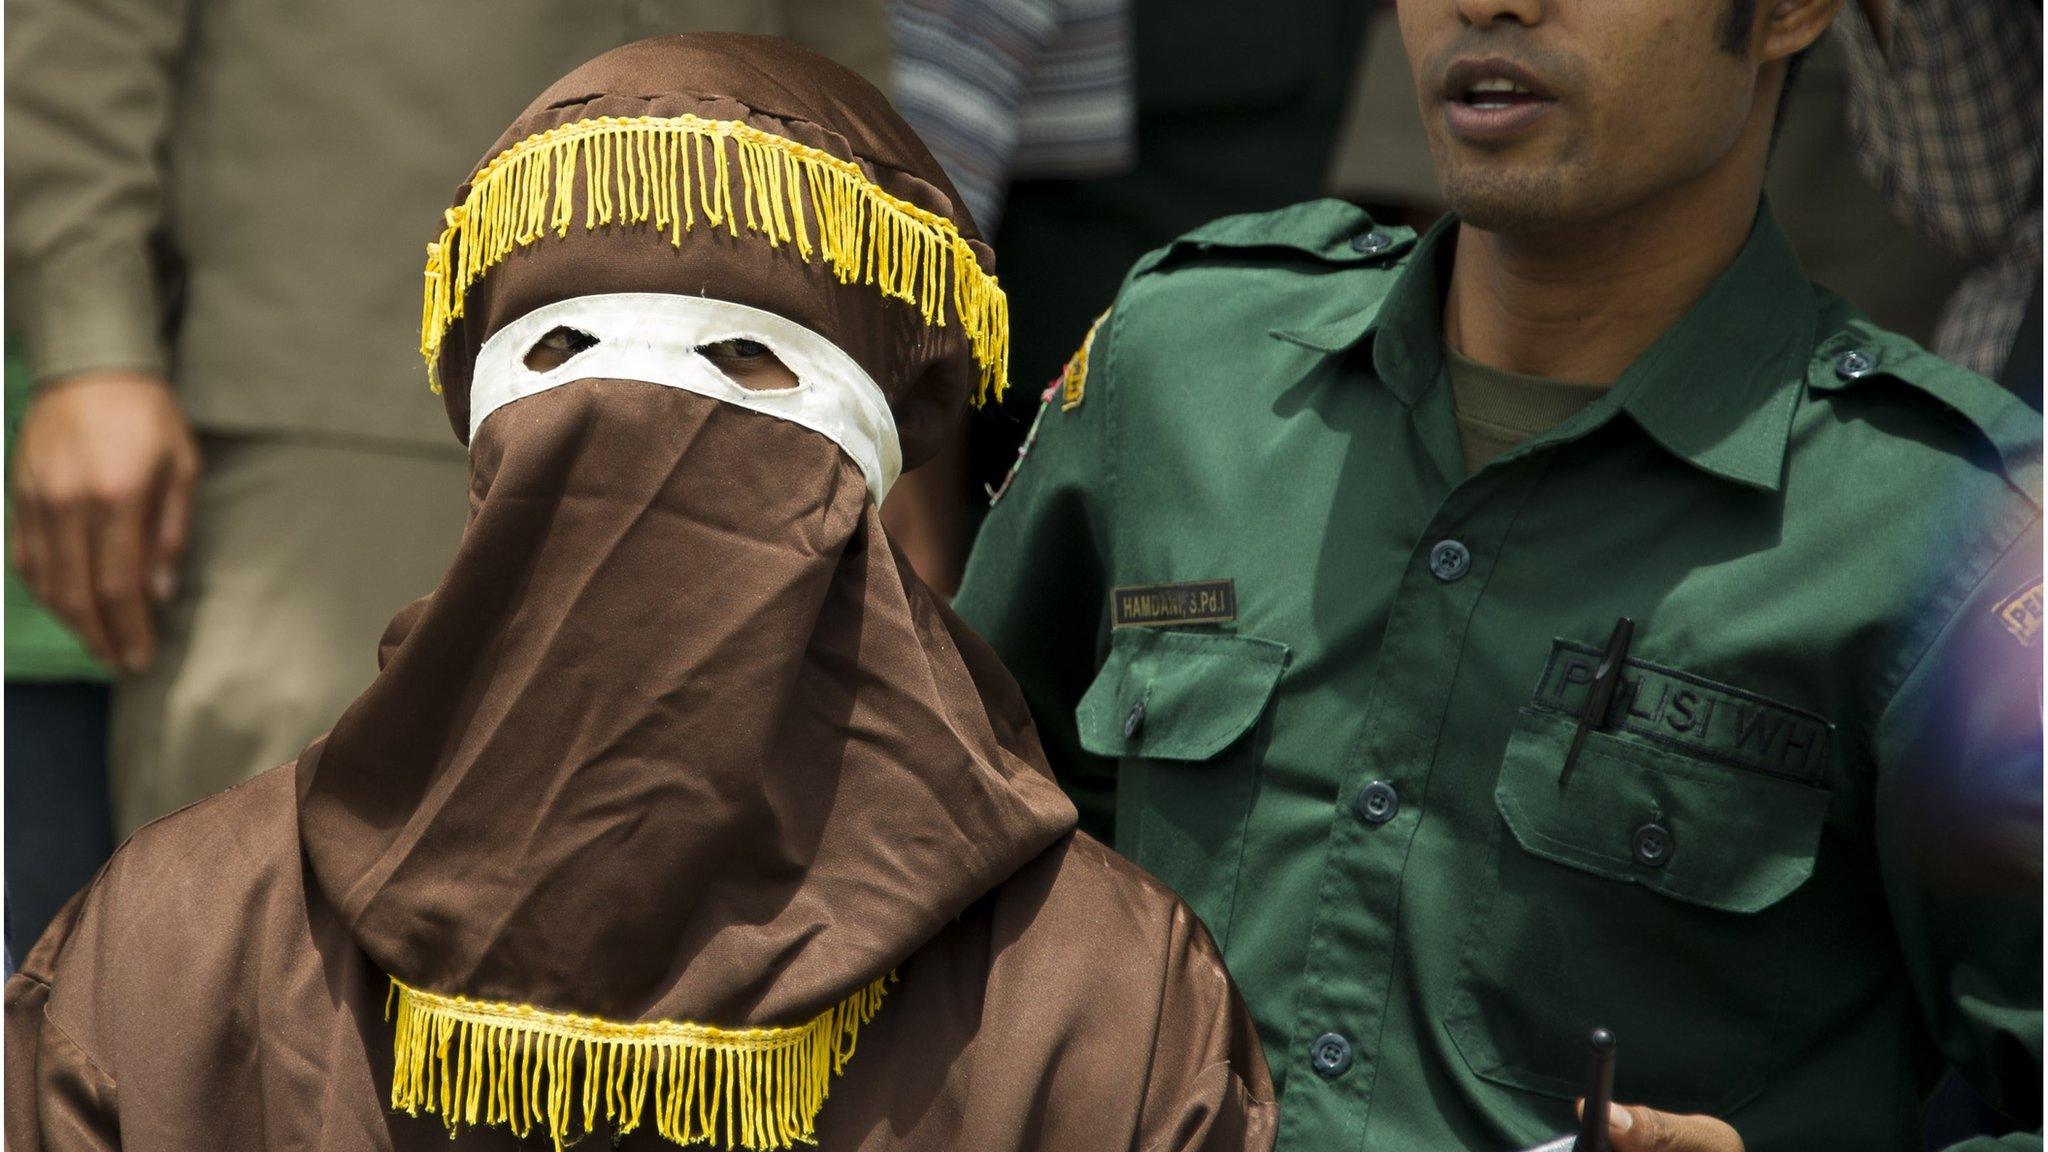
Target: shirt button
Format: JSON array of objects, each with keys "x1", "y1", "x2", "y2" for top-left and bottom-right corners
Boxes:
[
  {"x1": 1633, "y1": 822, "x2": 1674, "y2": 868},
  {"x1": 1834, "y1": 348, "x2": 1877, "y2": 381},
  {"x1": 1429, "y1": 539, "x2": 1471, "y2": 582},
  {"x1": 1310, "y1": 1032, "x2": 1354, "y2": 1078},
  {"x1": 1354, "y1": 780, "x2": 1399, "y2": 825},
  {"x1": 1124, "y1": 699, "x2": 1147, "y2": 740},
  {"x1": 1351, "y1": 227, "x2": 1393, "y2": 255}
]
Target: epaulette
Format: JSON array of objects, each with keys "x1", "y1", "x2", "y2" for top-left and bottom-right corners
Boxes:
[
  {"x1": 1131, "y1": 198, "x2": 1417, "y2": 279},
  {"x1": 1807, "y1": 320, "x2": 2042, "y2": 510}
]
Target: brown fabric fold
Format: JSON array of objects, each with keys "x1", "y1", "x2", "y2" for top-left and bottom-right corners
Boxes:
[{"x1": 8, "y1": 769, "x2": 1275, "y2": 1151}]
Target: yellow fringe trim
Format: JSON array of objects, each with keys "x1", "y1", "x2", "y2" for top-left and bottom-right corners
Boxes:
[
  {"x1": 421, "y1": 114, "x2": 1008, "y2": 404},
  {"x1": 386, "y1": 973, "x2": 894, "y2": 1151}
]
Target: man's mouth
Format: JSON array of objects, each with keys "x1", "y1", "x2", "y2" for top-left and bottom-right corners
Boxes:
[
  {"x1": 1441, "y1": 59, "x2": 1559, "y2": 142},
  {"x1": 1460, "y1": 77, "x2": 1544, "y2": 110}
]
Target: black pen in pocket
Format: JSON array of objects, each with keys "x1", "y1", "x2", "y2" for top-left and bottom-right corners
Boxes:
[
  {"x1": 1560, "y1": 617, "x2": 1633, "y2": 786},
  {"x1": 1516, "y1": 1028, "x2": 1617, "y2": 1152}
]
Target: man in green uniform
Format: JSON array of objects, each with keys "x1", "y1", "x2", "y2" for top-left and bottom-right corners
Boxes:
[{"x1": 956, "y1": 0, "x2": 2042, "y2": 1148}]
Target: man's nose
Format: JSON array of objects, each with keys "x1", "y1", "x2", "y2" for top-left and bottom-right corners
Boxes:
[{"x1": 1453, "y1": 0, "x2": 1543, "y2": 28}]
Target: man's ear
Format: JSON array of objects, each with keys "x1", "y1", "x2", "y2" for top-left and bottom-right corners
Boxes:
[{"x1": 1759, "y1": 0, "x2": 1844, "y2": 62}]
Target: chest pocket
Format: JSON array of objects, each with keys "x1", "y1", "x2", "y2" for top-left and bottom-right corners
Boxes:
[
  {"x1": 1077, "y1": 629, "x2": 1287, "y2": 947},
  {"x1": 1446, "y1": 707, "x2": 1834, "y2": 1116}
]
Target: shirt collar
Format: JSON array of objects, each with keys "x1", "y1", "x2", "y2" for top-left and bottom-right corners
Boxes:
[
  {"x1": 1281, "y1": 202, "x2": 1817, "y2": 492},
  {"x1": 1601, "y1": 205, "x2": 1815, "y2": 492}
]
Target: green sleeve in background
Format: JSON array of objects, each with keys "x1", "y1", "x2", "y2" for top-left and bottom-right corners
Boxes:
[{"x1": 5, "y1": 333, "x2": 112, "y2": 684}]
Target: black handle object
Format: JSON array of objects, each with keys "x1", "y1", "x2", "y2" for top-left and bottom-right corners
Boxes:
[
  {"x1": 1560, "y1": 618, "x2": 1634, "y2": 785},
  {"x1": 1574, "y1": 1028, "x2": 1617, "y2": 1152}
]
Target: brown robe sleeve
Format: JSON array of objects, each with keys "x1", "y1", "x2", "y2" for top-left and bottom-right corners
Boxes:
[
  {"x1": 7, "y1": 889, "x2": 121, "y2": 1150},
  {"x1": 1134, "y1": 902, "x2": 1277, "y2": 1152}
]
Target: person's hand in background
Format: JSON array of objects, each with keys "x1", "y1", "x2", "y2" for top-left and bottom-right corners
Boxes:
[{"x1": 10, "y1": 371, "x2": 198, "y2": 673}]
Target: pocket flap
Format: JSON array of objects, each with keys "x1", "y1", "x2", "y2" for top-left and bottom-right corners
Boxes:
[
  {"x1": 1496, "y1": 709, "x2": 1832, "y2": 914},
  {"x1": 1077, "y1": 630, "x2": 1288, "y2": 761}
]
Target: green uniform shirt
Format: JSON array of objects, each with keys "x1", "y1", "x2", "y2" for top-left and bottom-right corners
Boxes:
[{"x1": 957, "y1": 201, "x2": 2043, "y2": 1151}]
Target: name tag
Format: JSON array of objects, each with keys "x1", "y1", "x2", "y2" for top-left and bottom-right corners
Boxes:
[
  {"x1": 1111, "y1": 579, "x2": 1237, "y2": 628},
  {"x1": 1531, "y1": 641, "x2": 1834, "y2": 784}
]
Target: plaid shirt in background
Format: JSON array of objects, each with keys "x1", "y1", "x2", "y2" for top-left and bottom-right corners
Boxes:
[
  {"x1": 1836, "y1": 0, "x2": 2043, "y2": 379},
  {"x1": 889, "y1": 0, "x2": 1134, "y2": 234}
]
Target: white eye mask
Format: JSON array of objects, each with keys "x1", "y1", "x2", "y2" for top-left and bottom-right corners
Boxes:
[{"x1": 470, "y1": 293, "x2": 903, "y2": 503}]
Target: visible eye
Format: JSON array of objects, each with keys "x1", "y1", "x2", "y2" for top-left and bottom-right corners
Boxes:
[
  {"x1": 698, "y1": 338, "x2": 798, "y2": 391},
  {"x1": 706, "y1": 338, "x2": 769, "y2": 359},
  {"x1": 523, "y1": 326, "x2": 599, "y2": 372}
]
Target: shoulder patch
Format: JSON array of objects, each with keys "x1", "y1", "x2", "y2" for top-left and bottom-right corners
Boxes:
[
  {"x1": 988, "y1": 310, "x2": 1111, "y2": 508},
  {"x1": 1059, "y1": 309, "x2": 1110, "y2": 412},
  {"x1": 1996, "y1": 580, "x2": 2043, "y2": 647}
]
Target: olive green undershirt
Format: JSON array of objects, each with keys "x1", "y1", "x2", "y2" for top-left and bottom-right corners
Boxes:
[{"x1": 1444, "y1": 343, "x2": 1611, "y2": 473}]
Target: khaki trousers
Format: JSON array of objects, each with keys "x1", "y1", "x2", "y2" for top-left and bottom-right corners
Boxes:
[{"x1": 111, "y1": 434, "x2": 468, "y2": 835}]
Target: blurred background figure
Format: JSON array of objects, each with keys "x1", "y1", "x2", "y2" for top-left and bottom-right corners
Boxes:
[
  {"x1": 4, "y1": 1, "x2": 892, "y2": 845},
  {"x1": 991, "y1": 0, "x2": 1368, "y2": 389},
  {"x1": 1836, "y1": 0, "x2": 2042, "y2": 405},
  {"x1": 5, "y1": 333, "x2": 114, "y2": 960},
  {"x1": 885, "y1": 0, "x2": 1137, "y2": 590},
  {"x1": 891, "y1": 0, "x2": 1135, "y2": 239},
  {"x1": 888, "y1": 0, "x2": 1371, "y2": 594}
]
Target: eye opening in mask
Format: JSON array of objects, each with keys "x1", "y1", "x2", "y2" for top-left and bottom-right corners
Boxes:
[
  {"x1": 697, "y1": 338, "x2": 800, "y2": 393},
  {"x1": 523, "y1": 326, "x2": 600, "y2": 373}
]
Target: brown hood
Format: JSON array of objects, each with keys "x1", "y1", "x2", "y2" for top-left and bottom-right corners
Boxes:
[{"x1": 293, "y1": 34, "x2": 1073, "y2": 1148}]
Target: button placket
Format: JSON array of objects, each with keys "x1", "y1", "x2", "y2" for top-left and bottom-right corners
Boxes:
[{"x1": 1275, "y1": 461, "x2": 1554, "y2": 1147}]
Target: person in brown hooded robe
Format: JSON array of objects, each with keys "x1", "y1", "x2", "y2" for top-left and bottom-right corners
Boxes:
[{"x1": 4, "y1": 33, "x2": 1275, "y2": 1152}]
